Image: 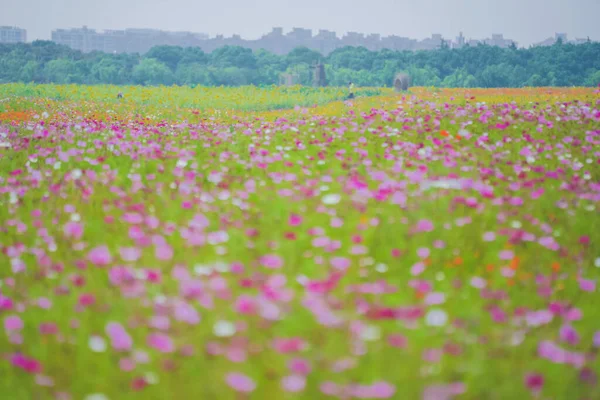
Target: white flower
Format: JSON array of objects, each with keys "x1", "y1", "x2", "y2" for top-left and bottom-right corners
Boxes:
[
  {"x1": 322, "y1": 194, "x2": 341, "y2": 205},
  {"x1": 88, "y1": 336, "x2": 107, "y2": 352},
  {"x1": 213, "y1": 320, "x2": 236, "y2": 337},
  {"x1": 375, "y1": 263, "x2": 388, "y2": 273},
  {"x1": 84, "y1": 394, "x2": 109, "y2": 400},
  {"x1": 360, "y1": 325, "x2": 381, "y2": 341},
  {"x1": 194, "y1": 264, "x2": 212, "y2": 276},
  {"x1": 144, "y1": 372, "x2": 159, "y2": 385},
  {"x1": 594, "y1": 258, "x2": 600, "y2": 268},
  {"x1": 425, "y1": 309, "x2": 448, "y2": 327}
]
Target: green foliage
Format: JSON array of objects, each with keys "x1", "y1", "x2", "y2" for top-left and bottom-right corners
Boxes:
[
  {"x1": 132, "y1": 58, "x2": 174, "y2": 86},
  {"x1": 0, "y1": 40, "x2": 599, "y2": 88}
]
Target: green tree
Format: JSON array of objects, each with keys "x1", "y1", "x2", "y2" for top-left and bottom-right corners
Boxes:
[
  {"x1": 132, "y1": 58, "x2": 174, "y2": 85},
  {"x1": 42, "y1": 58, "x2": 80, "y2": 84},
  {"x1": 145, "y1": 45, "x2": 184, "y2": 71},
  {"x1": 19, "y1": 60, "x2": 40, "y2": 82},
  {"x1": 210, "y1": 46, "x2": 257, "y2": 69},
  {"x1": 286, "y1": 47, "x2": 323, "y2": 66},
  {"x1": 584, "y1": 70, "x2": 600, "y2": 86}
]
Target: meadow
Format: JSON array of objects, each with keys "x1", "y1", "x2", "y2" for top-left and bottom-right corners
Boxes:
[{"x1": 0, "y1": 83, "x2": 599, "y2": 400}]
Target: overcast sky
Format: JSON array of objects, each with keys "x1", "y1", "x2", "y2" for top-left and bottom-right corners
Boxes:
[{"x1": 1, "y1": 0, "x2": 599, "y2": 46}]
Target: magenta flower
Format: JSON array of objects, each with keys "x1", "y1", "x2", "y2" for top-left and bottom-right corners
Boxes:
[
  {"x1": 225, "y1": 372, "x2": 256, "y2": 393},
  {"x1": 289, "y1": 213, "x2": 303, "y2": 226},
  {"x1": 579, "y1": 278, "x2": 596, "y2": 292},
  {"x1": 147, "y1": 332, "x2": 175, "y2": 353},
  {"x1": 119, "y1": 247, "x2": 141, "y2": 262},
  {"x1": 106, "y1": 322, "x2": 133, "y2": 351},
  {"x1": 260, "y1": 254, "x2": 283, "y2": 269},
  {"x1": 63, "y1": 221, "x2": 83, "y2": 240},
  {"x1": 155, "y1": 244, "x2": 173, "y2": 261},
  {"x1": 87, "y1": 246, "x2": 112, "y2": 266},
  {"x1": 281, "y1": 374, "x2": 306, "y2": 393},
  {"x1": 10, "y1": 353, "x2": 42, "y2": 373},
  {"x1": 4, "y1": 315, "x2": 23, "y2": 332},
  {"x1": 524, "y1": 373, "x2": 544, "y2": 392},
  {"x1": 559, "y1": 324, "x2": 580, "y2": 346}
]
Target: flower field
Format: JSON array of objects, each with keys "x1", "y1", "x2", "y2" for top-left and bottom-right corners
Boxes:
[{"x1": 0, "y1": 84, "x2": 599, "y2": 400}]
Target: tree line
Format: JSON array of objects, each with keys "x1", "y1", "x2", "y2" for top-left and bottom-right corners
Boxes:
[{"x1": 1, "y1": 39, "x2": 599, "y2": 88}]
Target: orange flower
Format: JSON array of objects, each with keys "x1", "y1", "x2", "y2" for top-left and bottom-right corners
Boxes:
[
  {"x1": 510, "y1": 257, "x2": 520, "y2": 270},
  {"x1": 453, "y1": 256, "x2": 463, "y2": 266},
  {"x1": 440, "y1": 130, "x2": 450, "y2": 137},
  {"x1": 551, "y1": 262, "x2": 560, "y2": 272}
]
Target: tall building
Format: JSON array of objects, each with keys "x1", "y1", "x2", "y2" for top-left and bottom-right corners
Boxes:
[
  {"x1": 48, "y1": 25, "x2": 585, "y2": 55},
  {"x1": 51, "y1": 26, "x2": 209, "y2": 54},
  {"x1": 0, "y1": 26, "x2": 27, "y2": 43},
  {"x1": 483, "y1": 34, "x2": 516, "y2": 48}
]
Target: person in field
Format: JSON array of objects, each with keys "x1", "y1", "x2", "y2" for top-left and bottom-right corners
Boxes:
[{"x1": 348, "y1": 81, "x2": 355, "y2": 99}]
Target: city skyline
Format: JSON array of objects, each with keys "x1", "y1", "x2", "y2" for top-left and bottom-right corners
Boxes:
[
  {"x1": 1, "y1": 24, "x2": 594, "y2": 56},
  {"x1": 0, "y1": 0, "x2": 599, "y2": 47}
]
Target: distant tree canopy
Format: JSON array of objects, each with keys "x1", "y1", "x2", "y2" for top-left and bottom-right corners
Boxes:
[{"x1": 0, "y1": 40, "x2": 599, "y2": 88}]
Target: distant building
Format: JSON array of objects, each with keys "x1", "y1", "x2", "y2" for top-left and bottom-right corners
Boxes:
[
  {"x1": 533, "y1": 32, "x2": 582, "y2": 47},
  {"x1": 47, "y1": 26, "x2": 591, "y2": 55},
  {"x1": 0, "y1": 26, "x2": 26, "y2": 43},
  {"x1": 483, "y1": 34, "x2": 516, "y2": 48},
  {"x1": 453, "y1": 32, "x2": 466, "y2": 49},
  {"x1": 51, "y1": 26, "x2": 209, "y2": 54}
]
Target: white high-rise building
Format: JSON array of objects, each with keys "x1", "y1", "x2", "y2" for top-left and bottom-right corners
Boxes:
[{"x1": 0, "y1": 26, "x2": 27, "y2": 43}]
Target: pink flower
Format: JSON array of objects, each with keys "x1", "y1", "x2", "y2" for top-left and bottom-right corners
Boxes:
[
  {"x1": 147, "y1": 333, "x2": 175, "y2": 353},
  {"x1": 417, "y1": 247, "x2": 430, "y2": 258},
  {"x1": 235, "y1": 295, "x2": 257, "y2": 315},
  {"x1": 524, "y1": 373, "x2": 544, "y2": 392},
  {"x1": 579, "y1": 278, "x2": 596, "y2": 292},
  {"x1": 119, "y1": 357, "x2": 136, "y2": 371},
  {"x1": 415, "y1": 219, "x2": 434, "y2": 232},
  {"x1": 155, "y1": 245, "x2": 173, "y2": 261},
  {"x1": 106, "y1": 322, "x2": 133, "y2": 351},
  {"x1": 330, "y1": 256, "x2": 350, "y2": 271},
  {"x1": 499, "y1": 250, "x2": 514, "y2": 260},
  {"x1": 87, "y1": 246, "x2": 112, "y2": 266},
  {"x1": 63, "y1": 222, "x2": 83, "y2": 240},
  {"x1": 225, "y1": 372, "x2": 256, "y2": 393},
  {"x1": 260, "y1": 254, "x2": 283, "y2": 269},
  {"x1": 320, "y1": 381, "x2": 340, "y2": 396},
  {"x1": 281, "y1": 375, "x2": 306, "y2": 393},
  {"x1": 388, "y1": 334, "x2": 408, "y2": 348},
  {"x1": 10, "y1": 353, "x2": 42, "y2": 373},
  {"x1": 289, "y1": 213, "x2": 303, "y2": 226},
  {"x1": 173, "y1": 302, "x2": 200, "y2": 325},
  {"x1": 78, "y1": 293, "x2": 95, "y2": 307},
  {"x1": 288, "y1": 358, "x2": 311, "y2": 375},
  {"x1": 559, "y1": 324, "x2": 580, "y2": 346},
  {"x1": 482, "y1": 232, "x2": 496, "y2": 242},
  {"x1": 369, "y1": 381, "x2": 396, "y2": 398},
  {"x1": 273, "y1": 337, "x2": 306, "y2": 353},
  {"x1": 119, "y1": 247, "x2": 141, "y2": 262},
  {"x1": 4, "y1": 315, "x2": 23, "y2": 331}
]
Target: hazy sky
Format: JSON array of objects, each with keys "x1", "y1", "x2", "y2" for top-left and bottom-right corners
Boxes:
[{"x1": 1, "y1": 0, "x2": 599, "y2": 46}]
